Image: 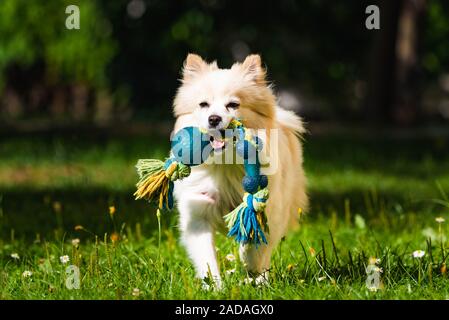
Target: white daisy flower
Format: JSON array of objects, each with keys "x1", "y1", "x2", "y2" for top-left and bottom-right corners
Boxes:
[
  {"x1": 22, "y1": 270, "x2": 33, "y2": 278},
  {"x1": 436, "y1": 217, "x2": 445, "y2": 224},
  {"x1": 60, "y1": 255, "x2": 70, "y2": 264},
  {"x1": 225, "y1": 254, "x2": 236, "y2": 262},
  {"x1": 132, "y1": 288, "x2": 140, "y2": 296},
  {"x1": 11, "y1": 253, "x2": 20, "y2": 260},
  {"x1": 412, "y1": 250, "x2": 425, "y2": 259}
]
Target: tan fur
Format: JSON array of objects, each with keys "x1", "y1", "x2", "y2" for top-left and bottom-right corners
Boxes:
[{"x1": 172, "y1": 53, "x2": 307, "y2": 284}]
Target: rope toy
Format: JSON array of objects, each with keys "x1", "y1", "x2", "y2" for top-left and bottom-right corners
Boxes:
[{"x1": 134, "y1": 119, "x2": 269, "y2": 246}]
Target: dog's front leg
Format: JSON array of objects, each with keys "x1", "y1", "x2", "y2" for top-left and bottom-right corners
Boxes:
[{"x1": 178, "y1": 198, "x2": 221, "y2": 290}]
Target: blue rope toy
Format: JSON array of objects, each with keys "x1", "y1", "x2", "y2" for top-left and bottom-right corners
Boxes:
[{"x1": 134, "y1": 119, "x2": 269, "y2": 246}]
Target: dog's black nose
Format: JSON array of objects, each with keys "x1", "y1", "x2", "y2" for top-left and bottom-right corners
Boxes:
[{"x1": 208, "y1": 115, "x2": 222, "y2": 127}]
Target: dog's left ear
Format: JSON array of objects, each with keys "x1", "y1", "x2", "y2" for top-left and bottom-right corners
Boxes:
[
  {"x1": 182, "y1": 53, "x2": 208, "y2": 81},
  {"x1": 239, "y1": 54, "x2": 266, "y2": 85}
]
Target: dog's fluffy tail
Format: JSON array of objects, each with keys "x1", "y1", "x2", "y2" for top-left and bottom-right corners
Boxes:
[
  {"x1": 275, "y1": 106, "x2": 306, "y2": 137},
  {"x1": 275, "y1": 106, "x2": 308, "y2": 229}
]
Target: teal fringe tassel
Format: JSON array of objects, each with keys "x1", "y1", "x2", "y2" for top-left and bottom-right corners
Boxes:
[{"x1": 224, "y1": 188, "x2": 269, "y2": 246}]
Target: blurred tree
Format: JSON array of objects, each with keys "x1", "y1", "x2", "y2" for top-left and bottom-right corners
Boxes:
[
  {"x1": 365, "y1": 0, "x2": 402, "y2": 124},
  {"x1": 365, "y1": 0, "x2": 427, "y2": 125},
  {"x1": 0, "y1": 0, "x2": 117, "y2": 122},
  {"x1": 365, "y1": 0, "x2": 449, "y2": 125},
  {"x1": 392, "y1": 0, "x2": 427, "y2": 125}
]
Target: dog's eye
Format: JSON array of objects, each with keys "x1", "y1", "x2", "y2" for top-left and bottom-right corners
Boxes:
[
  {"x1": 199, "y1": 102, "x2": 209, "y2": 108},
  {"x1": 226, "y1": 102, "x2": 240, "y2": 109}
]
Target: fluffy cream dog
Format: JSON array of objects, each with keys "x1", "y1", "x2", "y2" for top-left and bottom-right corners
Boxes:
[{"x1": 172, "y1": 53, "x2": 308, "y2": 288}]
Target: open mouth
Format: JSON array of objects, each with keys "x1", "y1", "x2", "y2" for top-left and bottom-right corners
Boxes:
[
  {"x1": 209, "y1": 129, "x2": 234, "y2": 151},
  {"x1": 209, "y1": 129, "x2": 227, "y2": 151}
]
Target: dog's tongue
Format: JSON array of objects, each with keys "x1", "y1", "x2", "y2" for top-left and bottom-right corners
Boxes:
[{"x1": 211, "y1": 138, "x2": 225, "y2": 149}]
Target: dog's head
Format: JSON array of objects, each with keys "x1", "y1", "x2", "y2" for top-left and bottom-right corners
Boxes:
[{"x1": 173, "y1": 54, "x2": 276, "y2": 151}]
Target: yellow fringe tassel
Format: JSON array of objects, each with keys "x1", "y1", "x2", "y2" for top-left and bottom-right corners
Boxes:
[{"x1": 134, "y1": 169, "x2": 170, "y2": 205}]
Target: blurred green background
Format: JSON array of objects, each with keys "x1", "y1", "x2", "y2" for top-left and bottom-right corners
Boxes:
[
  {"x1": 1, "y1": 0, "x2": 449, "y2": 126},
  {"x1": 0, "y1": 0, "x2": 449, "y2": 239}
]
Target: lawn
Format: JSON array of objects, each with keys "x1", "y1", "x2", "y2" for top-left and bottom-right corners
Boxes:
[{"x1": 1, "y1": 129, "x2": 449, "y2": 299}]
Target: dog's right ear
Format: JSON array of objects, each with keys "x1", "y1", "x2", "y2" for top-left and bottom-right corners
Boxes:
[
  {"x1": 182, "y1": 54, "x2": 208, "y2": 81},
  {"x1": 240, "y1": 54, "x2": 266, "y2": 85}
]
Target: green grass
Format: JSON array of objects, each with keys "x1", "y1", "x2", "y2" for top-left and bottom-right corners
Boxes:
[{"x1": 1, "y1": 131, "x2": 449, "y2": 299}]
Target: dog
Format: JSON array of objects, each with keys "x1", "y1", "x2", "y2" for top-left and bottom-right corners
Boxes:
[{"x1": 172, "y1": 53, "x2": 308, "y2": 288}]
